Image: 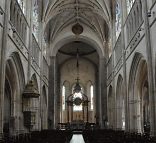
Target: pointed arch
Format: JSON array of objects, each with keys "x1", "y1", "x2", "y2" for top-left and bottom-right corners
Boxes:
[
  {"x1": 128, "y1": 52, "x2": 149, "y2": 133},
  {"x1": 4, "y1": 52, "x2": 25, "y2": 134},
  {"x1": 116, "y1": 74, "x2": 125, "y2": 130}
]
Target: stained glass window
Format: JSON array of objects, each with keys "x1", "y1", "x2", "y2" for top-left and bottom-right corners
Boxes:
[
  {"x1": 62, "y1": 86, "x2": 65, "y2": 110},
  {"x1": 90, "y1": 85, "x2": 93, "y2": 110},
  {"x1": 127, "y1": 0, "x2": 135, "y2": 14},
  {"x1": 32, "y1": 0, "x2": 39, "y2": 41},
  {"x1": 115, "y1": 1, "x2": 121, "y2": 39},
  {"x1": 17, "y1": 0, "x2": 26, "y2": 14}
]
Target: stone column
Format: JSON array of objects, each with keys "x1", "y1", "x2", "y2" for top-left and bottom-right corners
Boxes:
[
  {"x1": 48, "y1": 56, "x2": 57, "y2": 129},
  {"x1": 98, "y1": 57, "x2": 107, "y2": 128},
  {"x1": 39, "y1": 21, "x2": 44, "y2": 130},
  {"x1": 27, "y1": 0, "x2": 33, "y2": 82},
  {"x1": 56, "y1": 67, "x2": 61, "y2": 124},
  {"x1": 0, "y1": 0, "x2": 8, "y2": 137},
  {"x1": 109, "y1": 0, "x2": 117, "y2": 129},
  {"x1": 121, "y1": 0, "x2": 130, "y2": 132},
  {"x1": 142, "y1": 0, "x2": 156, "y2": 136}
]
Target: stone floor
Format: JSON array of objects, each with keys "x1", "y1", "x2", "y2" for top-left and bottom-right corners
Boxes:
[{"x1": 70, "y1": 134, "x2": 85, "y2": 143}]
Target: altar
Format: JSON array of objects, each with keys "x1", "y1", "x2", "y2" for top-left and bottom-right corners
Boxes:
[{"x1": 70, "y1": 120, "x2": 85, "y2": 130}]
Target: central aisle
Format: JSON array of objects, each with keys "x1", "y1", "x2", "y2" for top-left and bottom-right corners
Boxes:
[{"x1": 70, "y1": 134, "x2": 85, "y2": 143}]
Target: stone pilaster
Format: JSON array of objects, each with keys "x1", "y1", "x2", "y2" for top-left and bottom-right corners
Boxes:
[
  {"x1": 48, "y1": 56, "x2": 56, "y2": 129},
  {"x1": 27, "y1": 0, "x2": 33, "y2": 82},
  {"x1": 98, "y1": 57, "x2": 107, "y2": 128},
  {"x1": 0, "y1": 0, "x2": 9, "y2": 137},
  {"x1": 120, "y1": 0, "x2": 130, "y2": 132},
  {"x1": 142, "y1": 0, "x2": 156, "y2": 136}
]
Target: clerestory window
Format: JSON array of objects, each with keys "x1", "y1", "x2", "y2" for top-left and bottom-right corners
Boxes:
[
  {"x1": 115, "y1": 1, "x2": 121, "y2": 39},
  {"x1": 32, "y1": 0, "x2": 39, "y2": 41}
]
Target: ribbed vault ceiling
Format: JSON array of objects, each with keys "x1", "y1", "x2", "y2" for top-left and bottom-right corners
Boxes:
[{"x1": 43, "y1": 0, "x2": 112, "y2": 43}]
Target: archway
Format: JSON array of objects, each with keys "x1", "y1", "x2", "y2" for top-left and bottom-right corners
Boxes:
[
  {"x1": 48, "y1": 32, "x2": 107, "y2": 128},
  {"x1": 134, "y1": 60, "x2": 149, "y2": 133},
  {"x1": 4, "y1": 52, "x2": 25, "y2": 135},
  {"x1": 116, "y1": 75, "x2": 125, "y2": 130},
  {"x1": 60, "y1": 57, "x2": 96, "y2": 124},
  {"x1": 128, "y1": 53, "x2": 149, "y2": 133}
]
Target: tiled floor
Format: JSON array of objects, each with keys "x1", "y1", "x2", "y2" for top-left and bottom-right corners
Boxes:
[{"x1": 70, "y1": 134, "x2": 85, "y2": 143}]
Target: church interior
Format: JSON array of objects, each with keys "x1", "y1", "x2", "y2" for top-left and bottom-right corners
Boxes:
[{"x1": 0, "y1": 0, "x2": 156, "y2": 142}]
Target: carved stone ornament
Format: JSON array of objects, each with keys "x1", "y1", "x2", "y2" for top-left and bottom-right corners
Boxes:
[
  {"x1": 23, "y1": 80, "x2": 40, "y2": 98},
  {"x1": 72, "y1": 23, "x2": 83, "y2": 35}
]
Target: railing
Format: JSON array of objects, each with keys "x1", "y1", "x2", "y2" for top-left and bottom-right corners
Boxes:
[{"x1": 10, "y1": 0, "x2": 28, "y2": 44}]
